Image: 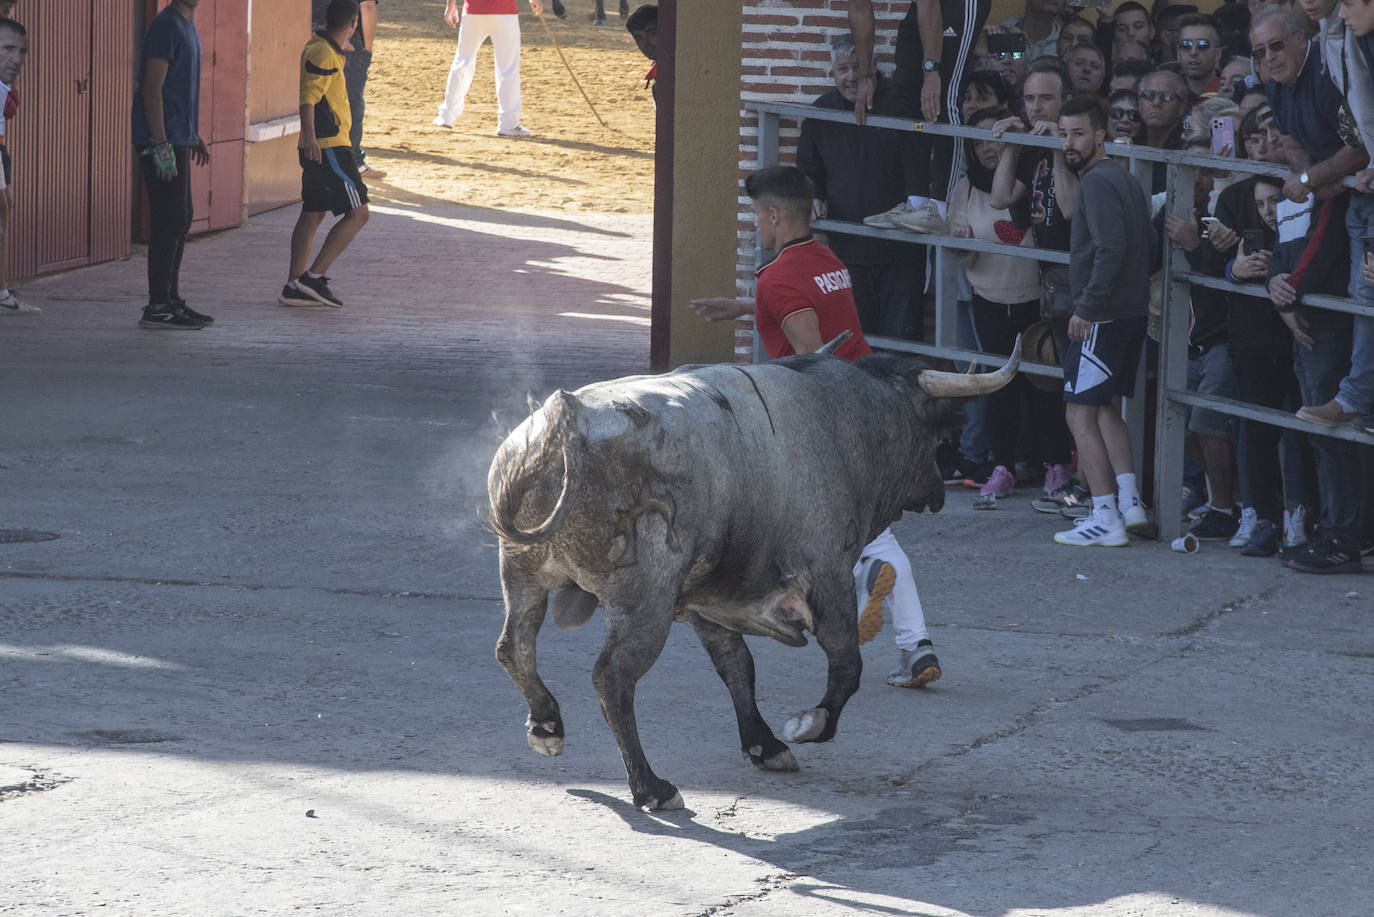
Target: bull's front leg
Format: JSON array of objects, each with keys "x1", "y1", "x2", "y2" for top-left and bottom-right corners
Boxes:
[
  {"x1": 690, "y1": 617, "x2": 798, "y2": 772},
  {"x1": 593, "y1": 597, "x2": 682, "y2": 811},
  {"x1": 494, "y1": 553, "x2": 564, "y2": 757},
  {"x1": 783, "y1": 575, "x2": 862, "y2": 744}
]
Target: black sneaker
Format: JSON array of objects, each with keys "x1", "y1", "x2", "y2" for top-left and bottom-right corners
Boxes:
[
  {"x1": 295, "y1": 273, "x2": 343, "y2": 307},
  {"x1": 1240, "y1": 519, "x2": 1280, "y2": 557},
  {"x1": 1032, "y1": 482, "x2": 1089, "y2": 514},
  {"x1": 172, "y1": 297, "x2": 214, "y2": 325},
  {"x1": 139, "y1": 307, "x2": 205, "y2": 330},
  {"x1": 278, "y1": 283, "x2": 322, "y2": 307},
  {"x1": 1189, "y1": 508, "x2": 1239, "y2": 542},
  {"x1": 1276, "y1": 538, "x2": 1315, "y2": 564},
  {"x1": 1289, "y1": 539, "x2": 1363, "y2": 574}
]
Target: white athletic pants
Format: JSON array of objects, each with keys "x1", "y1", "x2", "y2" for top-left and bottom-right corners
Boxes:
[
  {"x1": 436, "y1": 13, "x2": 523, "y2": 131},
  {"x1": 852, "y1": 527, "x2": 930, "y2": 650}
]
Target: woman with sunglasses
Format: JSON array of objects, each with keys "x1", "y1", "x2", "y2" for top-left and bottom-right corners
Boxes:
[{"x1": 1106, "y1": 88, "x2": 1146, "y2": 143}]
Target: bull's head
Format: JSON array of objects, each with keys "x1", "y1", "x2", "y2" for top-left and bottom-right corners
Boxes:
[{"x1": 860, "y1": 339, "x2": 1022, "y2": 515}]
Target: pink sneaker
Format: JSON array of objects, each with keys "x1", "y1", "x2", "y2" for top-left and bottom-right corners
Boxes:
[
  {"x1": 1042, "y1": 463, "x2": 1068, "y2": 496},
  {"x1": 979, "y1": 465, "x2": 1015, "y2": 497}
]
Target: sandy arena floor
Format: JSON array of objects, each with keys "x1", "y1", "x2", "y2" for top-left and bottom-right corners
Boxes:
[{"x1": 363, "y1": 0, "x2": 656, "y2": 215}]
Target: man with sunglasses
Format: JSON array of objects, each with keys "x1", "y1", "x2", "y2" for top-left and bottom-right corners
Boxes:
[
  {"x1": 1140, "y1": 69, "x2": 1188, "y2": 191},
  {"x1": 1293, "y1": 0, "x2": 1374, "y2": 452},
  {"x1": 1177, "y1": 14, "x2": 1223, "y2": 101},
  {"x1": 1253, "y1": 5, "x2": 1368, "y2": 572}
]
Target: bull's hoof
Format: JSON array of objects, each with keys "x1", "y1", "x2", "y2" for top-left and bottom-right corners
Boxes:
[
  {"x1": 782, "y1": 708, "x2": 828, "y2": 743},
  {"x1": 633, "y1": 783, "x2": 684, "y2": 811},
  {"x1": 525, "y1": 718, "x2": 564, "y2": 757},
  {"x1": 648, "y1": 790, "x2": 684, "y2": 811},
  {"x1": 746, "y1": 743, "x2": 800, "y2": 772}
]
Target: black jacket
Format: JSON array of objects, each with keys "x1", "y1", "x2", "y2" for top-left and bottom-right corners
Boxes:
[{"x1": 796, "y1": 76, "x2": 919, "y2": 265}]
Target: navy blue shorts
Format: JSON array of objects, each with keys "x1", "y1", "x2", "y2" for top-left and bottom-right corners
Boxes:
[
  {"x1": 300, "y1": 146, "x2": 368, "y2": 216},
  {"x1": 1062, "y1": 316, "x2": 1148, "y2": 406}
]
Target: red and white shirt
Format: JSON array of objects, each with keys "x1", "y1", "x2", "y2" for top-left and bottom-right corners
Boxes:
[{"x1": 754, "y1": 237, "x2": 873, "y2": 362}]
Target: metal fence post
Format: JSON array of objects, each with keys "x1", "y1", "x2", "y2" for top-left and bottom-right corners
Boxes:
[
  {"x1": 1154, "y1": 163, "x2": 1196, "y2": 541},
  {"x1": 758, "y1": 109, "x2": 779, "y2": 172}
]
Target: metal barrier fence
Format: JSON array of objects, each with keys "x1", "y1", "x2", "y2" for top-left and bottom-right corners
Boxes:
[{"x1": 748, "y1": 100, "x2": 1374, "y2": 540}]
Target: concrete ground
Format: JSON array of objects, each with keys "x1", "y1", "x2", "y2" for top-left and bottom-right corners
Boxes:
[{"x1": 0, "y1": 202, "x2": 1370, "y2": 916}]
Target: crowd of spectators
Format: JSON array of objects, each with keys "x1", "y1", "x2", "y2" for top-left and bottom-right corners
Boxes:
[{"x1": 794, "y1": 0, "x2": 1374, "y2": 573}]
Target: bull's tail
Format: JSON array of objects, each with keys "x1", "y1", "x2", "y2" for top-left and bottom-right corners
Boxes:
[{"x1": 489, "y1": 390, "x2": 581, "y2": 546}]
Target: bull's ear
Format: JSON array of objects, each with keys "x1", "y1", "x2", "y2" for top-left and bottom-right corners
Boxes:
[{"x1": 817, "y1": 330, "x2": 852, "y2": 355}]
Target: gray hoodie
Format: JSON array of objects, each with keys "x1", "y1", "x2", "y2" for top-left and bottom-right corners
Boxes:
[{"x1": 1069, "y1": 156, "x2": 1151, "y2": 323}]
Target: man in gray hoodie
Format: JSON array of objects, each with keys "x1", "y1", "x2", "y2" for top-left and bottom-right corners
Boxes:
[{"x1": 1054, "y1": 97, "x2": 1153, "y2": 548}]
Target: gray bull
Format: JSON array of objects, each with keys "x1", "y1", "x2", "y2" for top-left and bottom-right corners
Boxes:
[{"x1": 487, "y1": 343, "x2": 1018, "y2": 810}]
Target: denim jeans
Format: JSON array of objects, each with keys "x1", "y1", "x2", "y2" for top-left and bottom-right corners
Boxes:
[
  {"x1": 344, "y1": 47, "x2": 373, "y2": 166},
  {"x1": 955, "y1": 296, "x2": 991, "y2": 462},
  {"x1": 1337, "y1": 193, "x2": 1374, "y2": 412},
  {"x1": 1293, "y1": 312, "x2": 1359, "y2": 543}
]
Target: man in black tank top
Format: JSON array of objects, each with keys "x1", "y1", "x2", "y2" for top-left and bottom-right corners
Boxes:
[{"x1": 849, "y1": 0, "x2": 992, "y2": 215}]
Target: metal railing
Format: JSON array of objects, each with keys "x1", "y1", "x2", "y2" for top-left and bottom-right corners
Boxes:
[{"x1": 748, "y1": 100, "x2": 1374, "y2": 539}]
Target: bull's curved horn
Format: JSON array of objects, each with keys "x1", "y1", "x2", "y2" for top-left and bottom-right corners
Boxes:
[
  {"x1": 816, "y1": 330, "x2": 852, "y2": 355},
  {"x1": 917, "y1": 334, "x2": 1023, "y2": 397}
]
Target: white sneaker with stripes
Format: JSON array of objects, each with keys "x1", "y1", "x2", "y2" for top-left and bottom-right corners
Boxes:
[{"x1": 1054, "y1": 511, "x2": 1128, "y2": 547}]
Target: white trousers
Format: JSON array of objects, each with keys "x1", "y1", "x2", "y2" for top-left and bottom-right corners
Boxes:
[
  {"x1": 437, "y1": 13, "x2": 523, "y2": 131},
  {"x1": 852, "y1": 527, "x2": 930, "y2": 650}
]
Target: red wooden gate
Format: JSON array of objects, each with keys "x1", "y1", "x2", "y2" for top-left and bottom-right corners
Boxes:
[{"x1": 5, "y1": 0, "x2": 130, "y2": 280}]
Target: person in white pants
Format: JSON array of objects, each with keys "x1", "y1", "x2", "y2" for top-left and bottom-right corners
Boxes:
[
  {"x1": 854, "y1": 528, "x2": 941, "y2": 688},
  {"x1": 434, "y1": 0, "x2": 543, "y2": 137}
]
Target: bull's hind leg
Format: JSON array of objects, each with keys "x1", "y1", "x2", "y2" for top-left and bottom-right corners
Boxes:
[
  {"x1": 593, "y1": 597, "x2": 682, "y2": 810},
  {"x1": 494, "y1": 553, "x2": 564, "y2": 757},
  {"x1": 690, "y1": 617, "x2": 798, "y2": 772},
  {"x1": 783, "y1": 575, "x2": 863, "y2": 745}
]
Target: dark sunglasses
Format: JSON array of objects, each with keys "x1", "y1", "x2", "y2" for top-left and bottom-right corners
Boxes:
[
  {"x1": 1251, "y1": 38, "x2": 1290, "y2": 60},
  {"x1": 1177, "y1": 38, "x2": 1212, "y2": 51},
  {"x1": 1109, "y1": 106, "x2": 1141, "y2": 121},
  {"x1": 1139, "y1": 89, "x2": 1180, "y2": 102}
]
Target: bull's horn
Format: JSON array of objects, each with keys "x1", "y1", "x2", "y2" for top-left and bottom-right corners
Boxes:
[
  {"x1": 816, "y1": 330, "x2": 852, "y2": 355},
  {"x1": 917, "y1": 334, "x2": 1023, "y2": 397}
]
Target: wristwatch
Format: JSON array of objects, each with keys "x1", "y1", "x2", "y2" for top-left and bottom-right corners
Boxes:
[
  {"x1": 922, "y1": 58, "x2": 938, "y2": 71},
  {"x1": 1299, "y1": 171, "x2": 1310, "y2": 186}
]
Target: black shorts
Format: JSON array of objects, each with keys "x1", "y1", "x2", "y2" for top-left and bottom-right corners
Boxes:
[
  {"x1": 1062, "y1": 316, "x2": 1148, "y2": 406},
  {"x1": 300, "y1": 146, "x2": 367, "y2": 216},
  {"x1": 0, "y1": 144, "x2": 10, "y2": 189}
]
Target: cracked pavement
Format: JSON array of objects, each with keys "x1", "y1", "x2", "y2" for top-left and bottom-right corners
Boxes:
[{"x1": 1, "y1": 203, "x2": 1371, "y2": 916}]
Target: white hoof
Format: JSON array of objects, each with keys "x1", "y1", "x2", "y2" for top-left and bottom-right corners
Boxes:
[
  {"x1": 781, "y1": 708, "x2": 828, "y2": 743},
  {"x1": 526, "y1": 719, "x2": 563, "y2": 756}
]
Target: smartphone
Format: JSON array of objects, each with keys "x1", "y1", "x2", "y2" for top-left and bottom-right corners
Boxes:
[
  {"x1": 986, "y1": 33, "x2": 1027, "y2": 55},
  {"x1": 1211, "y1": 117, "x2": 1236, "y2": 157},
  {"x1": 1242, "y1": 229, "x2": 1265, "y2": 253}
]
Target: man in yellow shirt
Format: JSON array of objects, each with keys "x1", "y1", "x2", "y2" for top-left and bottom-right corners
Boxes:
[{"x1": 280, "y1": 0, "x2": 371, "y2": 308}]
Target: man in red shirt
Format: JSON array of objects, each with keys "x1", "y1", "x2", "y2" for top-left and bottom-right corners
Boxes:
[{"x1": 690, "y1": 166, "x2": 941, "y2": 689}]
